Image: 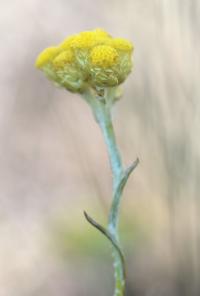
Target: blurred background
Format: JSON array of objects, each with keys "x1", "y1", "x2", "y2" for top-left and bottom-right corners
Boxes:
[{"x1": 0, "y1": 0, "x2": 200, "y2": 295}]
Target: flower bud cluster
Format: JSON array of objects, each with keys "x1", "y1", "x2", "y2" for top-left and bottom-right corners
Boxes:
[{"x1": 35, "y1": 29, "x2": 133, "y2": 93}]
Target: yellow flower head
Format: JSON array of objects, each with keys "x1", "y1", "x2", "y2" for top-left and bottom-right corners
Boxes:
[
  {"x1": 53, "y1": 50, "x2": 74, "y2": 68},
  {"x1": 110, "y1": 38, "x2": 133, "y2": 53},
  {"x1": 35, "y1": 29, "x2": 134, "y2": 92},
  {"x1": 35, "y1": 46, "x2": 60, "y2": 68},
  {"x1": 90, "y1": 45, "x2": 119, "y2": 68}
]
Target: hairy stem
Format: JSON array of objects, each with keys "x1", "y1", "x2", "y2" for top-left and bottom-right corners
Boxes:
[
  {"x1": 94, "y1": 100, "x2": 125, "y2": 296},
  {"x1": 83, "y1": 89, "x2": 138, "y2": 296}
]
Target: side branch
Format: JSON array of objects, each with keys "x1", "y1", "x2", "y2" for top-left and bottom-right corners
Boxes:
[
  {"x1": 108, "y1": 157, "x2": 140, "y2": 232},
  {"x1": 84, "y1": 211, "x2": 126, "y2": 278}
]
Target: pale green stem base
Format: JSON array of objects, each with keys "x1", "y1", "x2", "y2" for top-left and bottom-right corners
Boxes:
[{"x1": 83, "y1": 88, "x2": 139, "y2": 296}]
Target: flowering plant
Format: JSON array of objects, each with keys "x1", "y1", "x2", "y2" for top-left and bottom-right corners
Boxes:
[{"x1": 36, "y1": 29, "x2": 138, "y2": 296}]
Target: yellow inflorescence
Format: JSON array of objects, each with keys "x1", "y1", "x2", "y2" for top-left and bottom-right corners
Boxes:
[
  {"x1": 35, "y1": 47, "x2": 60, "y2": 68},
  {"x1": 35, "y1": 28, "x2": 133, "y2": 91},
  {"x1": 53, "y1": 50, "x2": 74, "y2": 68},
  {"x1": 110, "y1": 38, "x2": 133, "y2": 53},
  {"x1": 90, "y1": 45, "x2": 119, "y2": 68}
]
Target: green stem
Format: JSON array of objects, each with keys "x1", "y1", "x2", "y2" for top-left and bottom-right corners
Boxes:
[
  {"x1": 94, "y1": 100, "x2": 125, "y2": 296},
  {"x1": 83, "y1": 88, "x2": 138, "y2": 296}
]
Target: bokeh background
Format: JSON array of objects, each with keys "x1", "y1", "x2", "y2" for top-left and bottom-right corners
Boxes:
[{"x1": 1, "y1": 0, "x2": 200, "y2": 295}]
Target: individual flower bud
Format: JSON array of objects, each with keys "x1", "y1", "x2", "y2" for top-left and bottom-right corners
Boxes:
[
  {"x1": 52, "y1": 50, "x2": 74, "y2": 68},
  {"x1": 89, "y1": 45, "x2": 132, "y2": 87},
  {"x1": 109, "y1": 38, "x2": 133, "y2": 53},
  {"x1": 35, "y1": 47, "x2": 60, "y2": 69},
  {"x1": 56, "y1": 66, "x2": 87, "y2": 93},
  {"x1": 60, "y1": 29, "x2": 111, "y2": 51},
  {"x1": 90, "y1": 45, "x2": 119, "y2": 68}
]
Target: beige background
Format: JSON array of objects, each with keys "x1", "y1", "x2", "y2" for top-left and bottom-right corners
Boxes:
[{"x1": 0, "y1": 0, "x2": 200, "y2": 295}]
